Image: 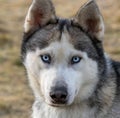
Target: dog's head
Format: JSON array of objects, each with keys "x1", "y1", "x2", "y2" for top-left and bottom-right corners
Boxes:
[{"x1": 22, "y1": 0, "x2": 105, "y2": 106}]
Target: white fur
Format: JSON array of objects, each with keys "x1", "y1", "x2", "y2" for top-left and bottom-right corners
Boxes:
[
  {"x1": 25, "y1": 31, "x2": 99, "y2": 118},
  {"x1": 32, "y1": 100, "x2": 96, "y2": 118}
]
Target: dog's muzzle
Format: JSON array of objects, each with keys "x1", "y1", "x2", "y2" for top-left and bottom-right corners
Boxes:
[{"x1": 50, "y1": 86, "x2": 68, "y2": 104}]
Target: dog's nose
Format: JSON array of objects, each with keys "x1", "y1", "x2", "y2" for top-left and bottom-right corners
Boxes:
[{"x1": 50, "y1": 87, "x2": 68, "y2": 104}]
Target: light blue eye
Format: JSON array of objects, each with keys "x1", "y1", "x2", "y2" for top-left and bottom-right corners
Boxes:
[
  {"x1": 41, "y1": 55, "x2": 51, "y2": 64},
  {"x1": 71, "y1": 56, "x2": 81, "y2": 64}
]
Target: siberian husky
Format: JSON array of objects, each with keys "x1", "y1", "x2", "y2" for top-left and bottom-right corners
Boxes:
[{"x1": 21, "y1": 0, "x2": 120, "y2": 118}]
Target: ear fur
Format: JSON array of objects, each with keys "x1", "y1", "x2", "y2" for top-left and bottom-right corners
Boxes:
[
  {"x1": 24, "y1": 0, "x2": 56, "y2": 33},
  {"x1": 74, "y1": 0, "x2": 104, "y2": 40}
]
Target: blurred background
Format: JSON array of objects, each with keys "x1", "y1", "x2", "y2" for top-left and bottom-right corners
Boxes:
[{"x1": 0, "y1": 0, "x2": 120, "y2": 118}]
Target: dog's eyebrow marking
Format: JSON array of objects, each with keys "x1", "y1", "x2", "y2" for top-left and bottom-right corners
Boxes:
[
  {"x1": 68, "y1": 21, "x2": 104, "y2": 58},
  {"x1": 22, "y1": 25, "x2": 57, "y2": 59}
]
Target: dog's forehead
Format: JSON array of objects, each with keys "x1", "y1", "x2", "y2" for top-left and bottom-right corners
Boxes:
[
  {"x1": 37, "y1": 31, "x2": 75, "y2": 54},
  {"x1": 22, "y1": 19, "x2": 101, "y2": 61},
  {"x1": 25, "y1": 21, "x2": 92, "y2": 50}
]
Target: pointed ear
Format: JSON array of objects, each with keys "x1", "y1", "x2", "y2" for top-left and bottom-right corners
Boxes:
[
  {"x1": 24, "y1": 0, "x2": 56, "y2": 33},
  {"x1": 74, "y1": 0, "x2": 104, "y2": 40}
]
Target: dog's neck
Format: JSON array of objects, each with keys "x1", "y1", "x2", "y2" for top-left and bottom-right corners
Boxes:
[{"x1": 32, "y1": 100, "x2": 97, "y2": 118}]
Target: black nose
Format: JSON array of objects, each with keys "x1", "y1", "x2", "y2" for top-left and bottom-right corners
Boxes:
[{"x1": 50, "y1": 87, "x2": 68, "y2": 104}]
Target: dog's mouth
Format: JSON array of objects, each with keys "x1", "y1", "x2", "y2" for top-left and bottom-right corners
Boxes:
[
  {"x1": 45, "y1": 98, "x2": 69, "y2": 107},
  {"x1": 51, "y1": 100, "x2": 67, "y2": 105},
  {"x1": 46, "y1": 98, "x2": 68, "y2": 107},
  {"x1": 47, "y1": 102, "x2": 68, "y2": 107}
]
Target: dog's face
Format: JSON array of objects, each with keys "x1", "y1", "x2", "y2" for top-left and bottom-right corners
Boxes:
[{"x1": 22, "y1": 0, "x2": 105, "y2": 106}]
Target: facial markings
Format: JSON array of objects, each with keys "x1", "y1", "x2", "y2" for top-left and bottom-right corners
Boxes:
[
  {"x1": 67, "y1": 25, "x2": 100, "y2": 60},
  {"x1": 24, "y1": 22, "x2": 101, "y2": 72},
  {"x1": 25, "y1": 29, "x2": 99, "y2": 105},
  {"x1": 36, "y1": 31, "x2": 85, "y2": 68}
]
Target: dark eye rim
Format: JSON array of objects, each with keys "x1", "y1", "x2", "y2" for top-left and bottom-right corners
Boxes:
[
  {"x1": 71, "y1": 56, "x2": 81, "y2": 64},
  {"x1": 40, "y1": 54, "x2": 51, "y2": 64}
]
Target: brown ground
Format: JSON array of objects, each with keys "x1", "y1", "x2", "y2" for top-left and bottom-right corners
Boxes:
[{"x1": 0, "y1": 0, "x2": 120, "y2": 118}]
